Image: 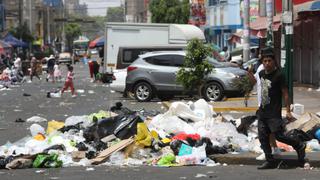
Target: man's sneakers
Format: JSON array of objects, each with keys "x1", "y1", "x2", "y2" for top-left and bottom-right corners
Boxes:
[
  {"x1": 295, "y1": 142, "x2": 306, "y2": 162},
  {"x1": 257, "y1": 161, "x2": 277, "y2": 170},
  {"x1": 72, "y1": 94, "x2": 77, "y2": 98},
  {"x1": 256, "y1": 147, "x2": 282, "y2": 161}
]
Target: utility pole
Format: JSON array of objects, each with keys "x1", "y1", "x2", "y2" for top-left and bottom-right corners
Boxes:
[
  {"x1": 47, "y1": 6, "x2": 51, "y2": 44},
  {"x1": 61, "y1": 0, "x2": 66, "y2": 52},
  {"x1": 18, "y1": 0, "x2": 22, "y2": 39},
  {"x1": 282, "y1": 0, "x2": 294, "y2": 103},
  {"x1": 266, "y1": 0, "x2": 274, "y2": 47},
  {"x1": 259, "y1": 0, "x2": 266, "y2": 17},
  {"x1": 243, "y1": 0, "x2": 250, "y2": 62}
]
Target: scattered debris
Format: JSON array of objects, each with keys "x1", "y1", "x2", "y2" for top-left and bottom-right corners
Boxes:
[
  {"x1": 26, "y1": 116, "x2": 47, "y2": 123},
  {"x1": 15, "y1": 118, "x2": 25, "y2": 123},
  {"x1": 195, "y1": 174, "x2": 207, "y2": 178}
]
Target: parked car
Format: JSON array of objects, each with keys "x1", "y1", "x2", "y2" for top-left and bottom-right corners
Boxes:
[
  {"x1": 125, "y1": 51, "x2": 247, "y2": 102},
  {"x1": 58, "y1": 52, "x2": 72, "y2": 64},
  {"x1": 242, "y1": 58, "x2": 260, "y2": 73},
  {"x1": 110, "y1": 69, "x2": 127, "y2": 93}
]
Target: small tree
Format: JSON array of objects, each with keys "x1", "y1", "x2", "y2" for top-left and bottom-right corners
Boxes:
[
  {"x1": 232, "y1": 75, "x2": 254, "y2": 107},
  {"x1": 65, "y1": 23, "x2": 82, "y2": 52},
  {"x1": 176, "y1": 38, "x2": 213, "y2": 98}
]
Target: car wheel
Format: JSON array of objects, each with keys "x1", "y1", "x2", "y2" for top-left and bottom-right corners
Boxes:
[
  {"x1": 134, "y1": 82, "x2": 153, "y2": 102},
  {"x1": 203, "y1": 82, "x2": 224, "y2": 101}
]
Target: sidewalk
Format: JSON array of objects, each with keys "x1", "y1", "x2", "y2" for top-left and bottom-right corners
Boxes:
[{"x1": 210, "y1": 86, "x2": 320, "y2": 167}]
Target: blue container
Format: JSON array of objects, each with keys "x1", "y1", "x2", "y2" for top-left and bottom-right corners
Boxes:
[{"x1": 315, "y1": 129, "x2": 320, "y2": 140}]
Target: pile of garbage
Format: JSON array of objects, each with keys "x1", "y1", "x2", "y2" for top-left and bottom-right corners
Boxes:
[{"x1": 1, "y1": 100, "x2": 320, "y2": 169}]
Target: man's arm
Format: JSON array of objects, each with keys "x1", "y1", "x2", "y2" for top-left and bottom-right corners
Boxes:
[
  {"x1": 247, "y1": 68, "x2": 257, "y2": 85},
  {"x1": 282, "y1": 86, "x2": 293, "y2": 120}
]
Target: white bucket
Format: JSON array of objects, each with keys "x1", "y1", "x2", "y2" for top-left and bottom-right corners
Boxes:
[{"x1": 293, "y1": 103, "x2": 304, "y2": 115}]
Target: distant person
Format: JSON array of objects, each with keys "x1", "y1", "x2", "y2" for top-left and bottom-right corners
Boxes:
[
  {"x1": 222, "y1": 46, "x2": 231, "y2": 61},
  {"x1": 53, "y1": 61, "x2": 62, "y2": 82},
  {"x1": 14, "y1": 57, "x2": 22, "y2": 71},
  {"x1": 61, "y1": 65, "x2": 76, "y2": 98},
  {"x1": 92, "y1": 61, "x2": 100, "y2": 82},
  {"x1": 250, "y1": 48, "x2": 259, "y2": 59},
  {"x1": 88, "y1": 60, "x2": 94, "y2": 82},
  {"x1": 46, "y1": 55, "x2": 55, "y2": 82},
  {"x1": 30, "y1": 57, "x2": 41, "y2": 82}
]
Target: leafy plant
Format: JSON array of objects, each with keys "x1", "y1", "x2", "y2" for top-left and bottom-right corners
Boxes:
[
  {"x1": 176, "y1": 38, "x2": 213, "y2": 97},
  {"x1": 65, "y1": 23, "x2": 82, "y2": 52},
  {"x1": 232, "y1": 74, "x2": 254, "y2": 107}
]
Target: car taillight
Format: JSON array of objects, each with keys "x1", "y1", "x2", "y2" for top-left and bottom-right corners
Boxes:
[
  {"x1": 112, "y1": 75, "x2": 116, "y2": 80},
  {"x1": 127, "y1": 66, "x2": 137, "y2": 72}
]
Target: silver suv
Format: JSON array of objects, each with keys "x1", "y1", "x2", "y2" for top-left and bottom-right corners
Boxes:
[{"x1": 126, "y1": 51, "x2": 247, "y2": 102}]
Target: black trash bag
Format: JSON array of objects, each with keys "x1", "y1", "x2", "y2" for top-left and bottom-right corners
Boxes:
[
  {"x1": 170, "y1": 140, "x2": 184, "y2": 156},
  {"x1": 85, "y1": 151, "x2": 96, "y2": 159},
  {"x1": 89, "y1": 141, "x2": 107, "y2": 152},
  {"x1": 110, "y1": 102, "x2": 135, "y2": 116},
  {"x1": 83, "y1": 116, "x2": 122, "y2": 142},
  {"x1": 237, "y1": 115, "x2": 257, "y2": 136},
  {"x1": 0, "y1": 156, "x2": 14, "y2": 169},
  {"x1": 76, "y1": 142, "x2": 88, "y2": 151},
  {"x1": 195, "y1": 137, "x2": 228, "y2": 155},
  {"x1": 43, "y1": 145, "x2": 66, "y2": 154},
  {"x1": 58, "y1": 122, "x2": 83, "y2": 133},
  {"x1": 306, "y1": 126, "x2": 320, "y2": 144},
  {"x1": 286, "y1": 129, "x2": 313, "y2": 142},
  {"x1": 113, "y1": 115, "x2": 144, "y2": 140},
  {"x1": 185, "y1": 137, "x2": 197, "y2": 147}
]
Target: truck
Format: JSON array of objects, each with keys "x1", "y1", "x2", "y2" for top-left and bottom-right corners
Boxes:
[{"x1": 103, "y1": 22, "x2": 205, "y2": 73}]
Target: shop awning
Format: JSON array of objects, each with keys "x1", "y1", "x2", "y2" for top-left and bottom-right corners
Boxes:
[
  {"x1": 89, "y1": 36, "x2": 105, "y2": 48},
  {"x1": 228, "y1": 14, "x2": 282, "y2": 43},
  {"x1": 3, "y1": 34, "x2": 28, "y2": 48},
  {"x1": 295, "y1": 0, "x2": 320, "y2": 13}
]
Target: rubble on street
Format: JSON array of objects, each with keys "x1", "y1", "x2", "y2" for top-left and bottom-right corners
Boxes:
[{"x1": 1, "y1": 99, "x2": 320, "y2": 170}]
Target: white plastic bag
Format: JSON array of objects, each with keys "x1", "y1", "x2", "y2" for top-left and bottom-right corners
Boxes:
[
  {"x1": 26, "y1": 116, "x2": 47, "y2": 122},
  {"x1": 29, "y1": 123, "x2": 45, "y2": 136}
]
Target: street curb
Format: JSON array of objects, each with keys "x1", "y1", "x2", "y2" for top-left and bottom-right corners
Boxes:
[
  {"x1": 213, "y1": 107, "x2": 258, "y2": 112},
  {"x1": 210, "y1": 152, "x2": 320, "y2": 167}
]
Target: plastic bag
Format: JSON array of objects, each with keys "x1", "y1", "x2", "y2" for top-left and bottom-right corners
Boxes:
[
  {"x1": 135, "y1": 123, "x2": 152, "y2": 147},
  {"x1": 157, "y1": 153, "x2": 176, "y2": 166},
  {"x1": 114, "y1": 115, "x2": 143, "y2": 140},
  {"x1": 30, "y1": 124, "x2": 45, "y2": 137},
  {"x1": 26, "y1": 116, "x2": 47, "y2": 122},
  {"x1": 64, "y1": 116, "x2": 91, "y2": 128},
  {"x1": 178, "y1": 144, "x2": 193, "y2": 156},
  {"x1": 47, "y1": 121, "x2": 65, "y2": 134},
  {"x1": 33, "y1": 154, "x2": 63, "y2": 168},
  {"x1": 176, "y1": 144, "x2": 207, "y2": 165}
]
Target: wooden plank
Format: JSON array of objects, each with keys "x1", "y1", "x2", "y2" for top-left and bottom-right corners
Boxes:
[{"x1": 91, "y1": 137, "x2": 134, "y2": 165}]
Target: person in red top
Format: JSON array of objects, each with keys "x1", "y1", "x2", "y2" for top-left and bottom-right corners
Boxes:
[{"x1": 61, "y1": 65, "x2": 76, "y2": 97}]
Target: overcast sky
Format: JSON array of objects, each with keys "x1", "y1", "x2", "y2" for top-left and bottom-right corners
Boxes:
[{"x1": 80, "y1": 0, "x2": 122, "y2": 16}]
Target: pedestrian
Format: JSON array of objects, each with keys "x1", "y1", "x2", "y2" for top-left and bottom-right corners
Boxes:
[
  {"x1": 61, "y1": 65, "x2": 76, "y2": 98},
  {"x1": 14, "y1": 57, "x2": 22, "y2": 72},
  {"x1": 53, "y1": 61, "x2": 62, "y2": 82},
  {"x1": 46, "y1": 55, "x2": 55, "y2": 82},
  {"x1": 252, "y1": 54, "x2": 281, "y2": 161},
  {"x1": 30, "y1": 57, "x2": 41, "y2": 81},
  {"x1": 248, "y1": 47, "x2": 306, "y2": 169},
  {"x1": 88, "y1": 60, "x2": 94, "y2": 82},
  {"x1": 222, "y1": 46, "x2": 231, "y2": 61},
  {"x1": 92, "y1": 61, "x2": 100, "y2": 82}
]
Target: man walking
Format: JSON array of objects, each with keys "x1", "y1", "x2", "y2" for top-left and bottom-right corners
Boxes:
[{"x1": 248, "y1": 47, "x2": 306, "y2": 169}]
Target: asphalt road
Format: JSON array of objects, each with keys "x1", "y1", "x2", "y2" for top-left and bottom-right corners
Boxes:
[{"x1": 0, "y1": 63, "x2": 319, "y2": 179}]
